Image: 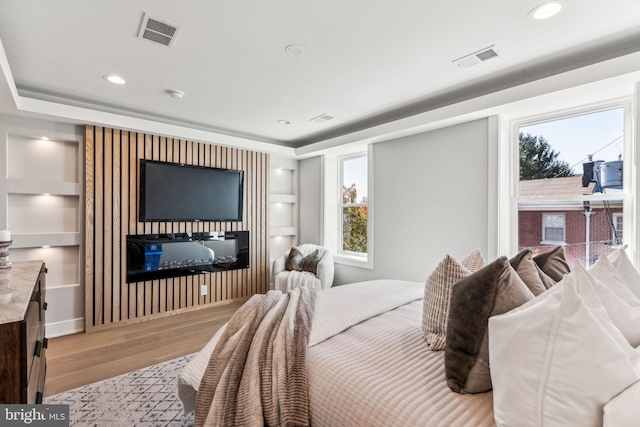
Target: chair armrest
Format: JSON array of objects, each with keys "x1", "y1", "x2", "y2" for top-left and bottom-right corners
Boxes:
[
  {"x1": 272, "y1": 252, "x2": 287, "y2": 283},
  {"x1": 316, "y1": 251, "x2": 334, "y2": 289}
]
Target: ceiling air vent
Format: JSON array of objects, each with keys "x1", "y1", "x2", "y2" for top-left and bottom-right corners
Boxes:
[
  {"x1": 452, "y1": 45, "x2": 500, "y2": 68},
  {"x1": 138, "y1": 13, "x2": 181, "y2": 47},
  {"x1": 309, "y1": 113, "x2": 334, "y2": 123}
]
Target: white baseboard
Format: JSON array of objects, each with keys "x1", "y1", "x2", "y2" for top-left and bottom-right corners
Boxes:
[{"x1": 46, "y1": 317, "x2": 85, "y2": 338}]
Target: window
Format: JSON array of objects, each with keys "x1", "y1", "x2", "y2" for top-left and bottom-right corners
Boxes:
[
  {"x1": 515, "y1": 105, "x2": 629, "y2": 267},
  {"x1": 340, "y1": 154, "x2": 368, "y2": 255},
  {"x1": 541, "y1": 213, "x2": 565, "y2": 244},
  {"x1": 613, "y1": 213, "x2": 623, "y2": 243}
]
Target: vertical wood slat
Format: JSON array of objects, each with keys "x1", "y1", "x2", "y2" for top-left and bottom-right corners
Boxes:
[
  {"x1": 84, "y1": 127, "x2": 95, "y2": 330},
  {"x1": 85, "y1": 125, "x2": 269, "y2": 330},
  {"x1": 112, "y1": 130, "x2": 122, "y2": 323},
  {"x1": 129, "y1": 133, "x2": 137, "y2": 321},
  {"x1": 94, "y1": 127, "x2": 104, "y2": 327},
  {"x1": 103, "y1": 128, "x2": 113, "y2": 325},
  {"x1": 120, "y1": 131, "x2": 129, "y2": 322}
]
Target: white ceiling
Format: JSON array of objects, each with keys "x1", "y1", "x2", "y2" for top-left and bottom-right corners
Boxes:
[{"x1": 1, "y1": 0, "x2": 640, "y2": 155}]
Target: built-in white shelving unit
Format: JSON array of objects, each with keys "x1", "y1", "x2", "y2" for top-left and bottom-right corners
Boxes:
[
  {"x1": 0, "y1": 120, "x2": 84, "y2": 337},
  {"x1": 269, "y1": 156, "x2": 299, "y2": 269}
]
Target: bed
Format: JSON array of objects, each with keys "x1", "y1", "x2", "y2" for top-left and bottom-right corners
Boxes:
[
  {"x1": 178, "y1": 246, "x2": 640, "y2": 427},
  {"x1": 178, "y1": 279, "x2": 495, "y2": 426}
]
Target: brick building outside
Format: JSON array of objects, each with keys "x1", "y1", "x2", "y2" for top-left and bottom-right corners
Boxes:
[{"x1": 518, "y1": 176, "x2": 622, "y2": 267}]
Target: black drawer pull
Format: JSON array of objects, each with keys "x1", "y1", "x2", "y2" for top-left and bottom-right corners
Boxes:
[
  {"x1": 34, "y1": 340, "x2": 43, "y2": 358},
  {"x1": 36, "y1": 391, "x2": 43, "y2": 404},
  {"x1": 43, "y1": 302, "x2": 48, "y2": 310},
  {"x1": 43, "y1": 338, "x2": 49, "y2": 349}
]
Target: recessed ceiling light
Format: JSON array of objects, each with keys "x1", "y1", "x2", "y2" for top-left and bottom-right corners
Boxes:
[
  {"x1": 277, "y1": 120, "x2": 290, "y2": 125},
  {"x1": 285, "y1": 45, "x2": 305, "y2": 56},
  {"x1": 103, "y1": 75, "x2": 128, "y2": 85},
  {"x1": 528, "y1": 1, "x2": 565, "y2": 20},
  {"x1": 41, "y1": 137, "x2": 49, "y2": 141}
]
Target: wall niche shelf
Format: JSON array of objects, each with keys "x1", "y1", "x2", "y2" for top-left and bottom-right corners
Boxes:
[
  {"x1": 0, "y1": 123, "x2": 84, "y2": 337},
  {"x1": 269, "y1": 157, "x2": 299, "y2": 268}
]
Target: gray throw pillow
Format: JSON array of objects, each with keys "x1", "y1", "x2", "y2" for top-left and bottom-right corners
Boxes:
[
  {"x1": 299, "y1": 249, "x2": 321, "y2": 274},
  {"x1": 445, "y1": 256, "x2": 534, "y2": 394},
  {"x1": 285, "y1": 247, "x2": 304, "y2": 271}
]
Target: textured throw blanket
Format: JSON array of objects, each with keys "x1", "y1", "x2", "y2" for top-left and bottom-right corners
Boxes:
[
  {"x1": 194, "y1": 288, "x2": 317, "y2": 427},
  {"x1": 276, "y1": 270, "x2": 321, "y2": 292}
]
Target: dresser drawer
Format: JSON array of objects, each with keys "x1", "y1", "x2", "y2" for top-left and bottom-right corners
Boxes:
[
  {"x1": 26, "y1": 346, "x2": 45, "y2": 404},
  {"x1": 25, "y1": 300, "x2": 41, "y2": 387}
]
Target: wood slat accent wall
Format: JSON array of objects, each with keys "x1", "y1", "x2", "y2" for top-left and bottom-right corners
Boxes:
[{"x1": 85, "y1": 126, "x2": 269, "y2": 331}]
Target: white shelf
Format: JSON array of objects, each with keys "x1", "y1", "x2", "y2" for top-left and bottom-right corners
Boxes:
[
  {"x1": 11, "y1": 232, "x2": 81, "y2": 248},
  {"x1": 270, "y1": 194, "x2": 296, "y2": 204},
  {"x1": 6, "y1": 179, "x2": 81, "y2": 196},
  {"x1": 270, "y1": 227, "x2": 296, "y2": 237}
]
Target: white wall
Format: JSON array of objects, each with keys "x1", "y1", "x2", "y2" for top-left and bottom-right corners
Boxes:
[
  {"x1": 299, "y1": 156, "x2": 323, "y2": 245},
  {"x1": 321, "y1": 118, "x2": 493, "y2": 285}
]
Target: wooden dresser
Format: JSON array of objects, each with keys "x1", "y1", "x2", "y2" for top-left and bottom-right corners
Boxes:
[{"x1": 0, "y1": 261, "x2": 47, "y2": 404}]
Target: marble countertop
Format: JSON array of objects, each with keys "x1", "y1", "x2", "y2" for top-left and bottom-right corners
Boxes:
[{"x1": 0, "y1": 260, "x2": 45, "y2": 324}]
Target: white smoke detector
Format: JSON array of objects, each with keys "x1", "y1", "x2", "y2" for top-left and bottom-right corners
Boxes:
[{"x1": 167, "y1": 90, "x2": 185, "y2": 99}]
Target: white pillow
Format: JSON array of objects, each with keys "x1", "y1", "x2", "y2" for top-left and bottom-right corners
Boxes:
[
  {"x1": 589, "y1": 254, "x2": 640, "y2": 307},
  {"x1": 575, "y1": 263, "x2": 640, "y2": 347},
  {"x1": 603, "y1": 380, "x2": 640, "y2": 427},
  {"x1": 608, "y1": 246, "x2": 640, "y2": 299},
  {"x1": 489, "y1": 271, "x2": 640, "y2": 427}
]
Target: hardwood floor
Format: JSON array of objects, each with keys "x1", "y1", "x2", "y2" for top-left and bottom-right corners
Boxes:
[{"x1": 44, "y1": 301, "x2": 244, "y2": 397}]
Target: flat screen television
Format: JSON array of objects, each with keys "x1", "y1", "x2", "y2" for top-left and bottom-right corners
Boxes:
[{"x1": 139, "y1": 160, "x2": 244, "y2": 222}]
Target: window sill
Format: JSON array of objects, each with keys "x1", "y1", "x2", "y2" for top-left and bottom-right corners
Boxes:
[
  {"x1": 333, "y1": 253, "x2": 373, "y2": 269},
  {"x1": 540, "y1": 241, "x2": 566, "y2": 246}
]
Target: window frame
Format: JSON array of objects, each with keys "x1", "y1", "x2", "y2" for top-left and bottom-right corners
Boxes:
[
  {"x1": 330, "y1": 149, "x2": 373, "y2": 269},
  {"x1": 338, "y1": 153, "x2": 368, "y2": 258},
  {"x1": 507, "y1": 99, "x2": 634, "y2": 262}
]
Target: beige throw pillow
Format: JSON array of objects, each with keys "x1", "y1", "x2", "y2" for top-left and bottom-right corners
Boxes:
[
  {"x1": 509, "y1": 249, "x2": 548, "y2": 296},
  {"x1": 422, "y1": 249, "x2": 484, "y2": 351}
]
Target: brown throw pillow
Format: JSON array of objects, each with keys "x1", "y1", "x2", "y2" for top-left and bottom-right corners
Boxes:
[
  {"x1": 422, "y1": 249, "x2": 485, "y2": 351},
  {"x1": 285, "y1": 247, "x2": 304, "y2": 271},
  {"x1": 533, "y1": 246, "x2": 570, "y2": 282},
  {"x1": 445, "y1": 256, "x2": 534, "y2": 394},
  {"x1": 509, "y1": 250, "x2": 547, "y2": 296},
  {"x1": 299, "y1": 249, "x2": 321, "y2": 274},
  {"x1": 536, "y1": 263, "x2": 556, "y2": 289}
]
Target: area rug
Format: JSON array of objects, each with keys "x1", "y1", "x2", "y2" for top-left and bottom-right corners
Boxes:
[{"x1": 44, "y1": 354, "x2": 196, "y2": 426}]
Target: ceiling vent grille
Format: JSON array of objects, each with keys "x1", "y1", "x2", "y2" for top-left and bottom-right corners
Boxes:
[
  {"x1": 453, "y1": 45, "x2": 500, "y2": 68},
  {"x1": 138, "y1": 13, "x2": 181, "y2": 47},
  {"x1": 309, "y1": 113, "x2": 334, "y2": 123}
]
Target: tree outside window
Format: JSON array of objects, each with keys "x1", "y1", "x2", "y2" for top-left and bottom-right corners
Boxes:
[{"x1": 340, "y1": 155, "x2": 367, "y2": 254}]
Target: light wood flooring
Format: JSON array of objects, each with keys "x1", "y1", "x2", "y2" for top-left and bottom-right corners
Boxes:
[{"x1": 44, "y1": 301, "x2": 244, "y2": 397}]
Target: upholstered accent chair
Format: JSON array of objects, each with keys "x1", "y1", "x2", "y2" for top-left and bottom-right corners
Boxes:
[{"x1": 272, "y1": 243, "x2": 334, "y2": 292}]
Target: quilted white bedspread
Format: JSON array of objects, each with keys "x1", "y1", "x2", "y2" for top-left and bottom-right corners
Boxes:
[{"x1": 178, "y1": 279, "x2": 496, "y2": 426}]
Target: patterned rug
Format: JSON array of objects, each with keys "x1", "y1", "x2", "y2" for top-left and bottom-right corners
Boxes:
[{"x1": 44, "y1": 354, "x2": 196, "y2": 426}]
